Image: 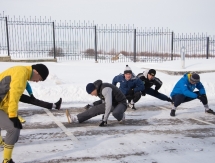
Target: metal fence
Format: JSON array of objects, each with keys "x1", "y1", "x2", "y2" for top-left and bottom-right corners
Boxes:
[
  {"x1": 0, "y1": 14, "x2": 215, "y2": 62},
  {"x1": 0, "y1": 17, "x2": 9, "y2": 56},
  {"x1": 173, "y1": 33, "x2": 215, "y2": 59}
]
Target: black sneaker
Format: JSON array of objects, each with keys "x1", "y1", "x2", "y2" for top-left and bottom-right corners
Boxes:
[
  {"x1": 55, "y1": 98, "x2": 62, "y2": 110},
  {"x1": 3, "y1": 159, "x2": 15, "y2": 163},
  {"x1": 205, "y1": 109, "x2": 215, "y2": 115},
  {"x1": 170, "y1": 109, "x2": 176, "y2": 117}
]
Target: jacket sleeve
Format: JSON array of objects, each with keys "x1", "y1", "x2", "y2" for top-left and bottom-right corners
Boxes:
[
  {"x1": 8, "y1": 72, "x2": 27, "y2": 118},
  {"x1": 26, "y1": 82, "x2": 33, "y2": 95},
  {"x1": 102, "y1": 87, "x2": 113, "y2": 121},
  {"x1": 180, "y1": 79, "x2": 198, "y2": 98},
  {"x1": 112, "y1": 75, "x2": 119, "y2": 86},
  {"x1": 133, "y1": 78, "x2": 145, "y2": 92},
  {"x1": 154, "y1": 77, "x2": 162, "y2": 91},
  {"x1": 196, "y1": 82, "x2": 206, "y2": 95}
]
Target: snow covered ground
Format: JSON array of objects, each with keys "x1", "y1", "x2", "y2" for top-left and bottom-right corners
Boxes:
[{"x1": 0, "y1": 59, "x2": 215, "y2": 163}]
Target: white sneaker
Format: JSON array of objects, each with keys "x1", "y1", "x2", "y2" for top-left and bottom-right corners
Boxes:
[
  {"x1": 66, "y1": 109, "x2": 78, "y2": 123},
  {"x1": 128, "y1": 103, "x2": 136, "y2": 110},
  {"x1": 70, "y1": 115, "x2": 78, "y2": 123},
  {"x1": 119, "y1": 113, "x2": 125, "y2": 123}
]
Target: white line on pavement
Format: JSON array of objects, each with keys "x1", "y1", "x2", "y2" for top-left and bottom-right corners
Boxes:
[
  {"x1": 156, "y1": 106, "x2": 215, "y2": 126},
  {"x1": 43, "y1": 109, "x2": 79, "y2": 142}
]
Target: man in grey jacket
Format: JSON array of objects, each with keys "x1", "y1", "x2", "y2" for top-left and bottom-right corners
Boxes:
[{"x1": 69, "y1": 80, "x2": 127, "y2": 126}]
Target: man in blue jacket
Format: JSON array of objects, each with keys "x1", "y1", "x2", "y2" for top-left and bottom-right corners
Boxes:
[
  {"x1": 170, "y1": 72, "x2": 215, "y2": 116},
  {"x1": 112, "y1": 65, "x2": 144, "y2": 110}
]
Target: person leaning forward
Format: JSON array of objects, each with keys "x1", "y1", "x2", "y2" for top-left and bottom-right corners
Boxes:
[
  {"x1": 0, "y1": 64, "x2": 49, "y2": 163},
  {"x1": 112, "y1": 65, "x2": 144, "y2": 110},
  {"x1": 137, "y1": 69, "x2": 173, "y2": 103},
  {"x1": 68, "y1": 80, "x2": 127, "y2": 126},
  {"x1": 170, "y1": 72, "x2": 215, "y2": 116}
]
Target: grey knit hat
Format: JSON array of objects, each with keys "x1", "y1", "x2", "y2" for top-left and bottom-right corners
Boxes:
[{"x1": 190, "y1": 73, "x2": 200, "y2": 83}]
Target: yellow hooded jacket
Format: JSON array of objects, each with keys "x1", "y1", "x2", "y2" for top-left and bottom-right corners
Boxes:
[{"x1": 0, "y1": 66, "x2": 32, "y2": 118}]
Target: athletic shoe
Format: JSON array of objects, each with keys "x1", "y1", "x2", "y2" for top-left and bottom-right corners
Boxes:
[
  {"x1": 170, "y1": 109, "x2": 176, "y2": 117},
  {"x1": 66, "y1": 109, "x2": 77, "y2": 123},
  {"x1": 128, "y1": 103, "x2": 136, "y2": 110},
  {"x1": 55, "y1": 98, "x2": 62, "y2": 110},
  {"x1": 2, "y1": 159, "x2": 15, "y2": 163},
  {"x1": 205, "y1": 109, "x2": 215, "y2": 115}
]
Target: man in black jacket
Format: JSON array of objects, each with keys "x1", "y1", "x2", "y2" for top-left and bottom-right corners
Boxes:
[
  {"x1": 68, "y1": 80, "x2": 127, "y2": 126},
  {"x1": 137, "y1": 69, "x2": 173, "y2": 103}
]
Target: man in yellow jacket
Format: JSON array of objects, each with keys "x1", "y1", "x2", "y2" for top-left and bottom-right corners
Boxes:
[{"x1": 0, "y1": 64, "x2": 49, "y2": 163}]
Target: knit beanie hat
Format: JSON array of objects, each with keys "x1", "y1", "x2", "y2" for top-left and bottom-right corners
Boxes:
[
  {"x1": 32, "y1": 64, "x2": 49, "y2": 81},
  {"x1": 148, "y1": 69, "x2": 156, "y2": 76},
  {"x1": 124, "y1": 65, "x2": 132, "y2": 74},
  {"x1": 86, "y1": 83, "x2": 96, "y2": 94},
  {"x1": 190, "y1": 73, "x2": 200, "y2": 83}
]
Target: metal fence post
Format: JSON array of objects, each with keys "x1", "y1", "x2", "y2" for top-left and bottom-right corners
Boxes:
[
  {"x1": 94, "y1": 25, "x2": 98, "y2": 62},
  {"x1": 52, "y1": 22, "x2": 56, "y2": 59},
  {"x1": 206, "y1": 37, "x2": 209, "y2": 59},
  {"x1": 171, "y1": 31, "x2": 174, "y2": 60},
  {"x1": 5, "y1": 17, "x2": 10, "y2": 56},
  {"x1": 134, "y1": 29, "x2": 136, "y2": 62}
]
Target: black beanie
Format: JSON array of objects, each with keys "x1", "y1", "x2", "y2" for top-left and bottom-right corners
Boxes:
[
  {"x1": 32, "y1": 64, "x2": 49, "y2": 81},
  {"x1": 86, "y1": 83, "x2": 96, "y2": 94},
  {"x1": 148, "y1": 69, "x2": 156, "y2": 76},
  {"x1": 190, "y1": 73, "x2": 200, "y2": 83},
  {"x1": 124, "y1": 65, "x2": 132, "y2": 74}
]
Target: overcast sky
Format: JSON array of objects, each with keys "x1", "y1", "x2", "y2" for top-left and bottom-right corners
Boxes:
[{"x1": 1, "y1": 0, "x2": 215, "y2": 35}]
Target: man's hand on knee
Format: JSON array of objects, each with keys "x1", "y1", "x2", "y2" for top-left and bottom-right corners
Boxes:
[
  {"x1": 197, "y1": 94, "x2": 208, "y2": 104},
  {"x1": 9, "y1": 117, "x2": 23, "y2": 129}
]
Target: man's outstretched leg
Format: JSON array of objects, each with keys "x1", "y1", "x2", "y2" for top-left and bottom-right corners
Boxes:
[
  {"x1": 145, "y1": 88, "x2": 173, "y2": 104},
  {"x1": 20, "y1": 94, "x2": 62, "y2": 110},
  {"x1": 68, "y1": 103, "x2": 106, "y2": 123}
]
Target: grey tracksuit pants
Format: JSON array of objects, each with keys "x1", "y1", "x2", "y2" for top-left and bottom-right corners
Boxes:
[
  {"x1": 77, "y1": 103, "x2": 127, "y2": 123},
  {"x1": 0, "y1": 110, "x2": 20, "y2": 145}
]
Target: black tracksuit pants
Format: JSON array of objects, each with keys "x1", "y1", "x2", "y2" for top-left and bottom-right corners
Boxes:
[
  {"x1": 126, "y1": 92, "x2": 141, "y2": 103},
  {"x1": 19, "y1": 94, "x2": 53, "y2": 109},
  {"x1": 172, "y1": 91, "x2": 208, "y2": 107}
]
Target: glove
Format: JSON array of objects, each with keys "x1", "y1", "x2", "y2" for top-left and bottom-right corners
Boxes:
[
  {"x1": 99, "y1": 121, "x2": 107, "y2": 127},
  {"x1": 154, "y1": 90, "x2": 159, "y2": 96},
  {"x1": 30, "y1": 94, "x2": 36, "y2": 100},
  {"x1": 9, "y1": 117, "x2": 23, "y2": 129},
  {"x1": 141, "y1": 90, "x2": 146, "y2": 96},
  {"x1": 128, "y1": 89, "x2": 134, "y2": 95},
  {"x1": 84, "y1": 104, "x2": 92, "y2": 110}
]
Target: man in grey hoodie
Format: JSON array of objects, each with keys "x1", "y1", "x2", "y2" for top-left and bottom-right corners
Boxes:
[{"x1": 69, "y1": 80, "x2": 127, "y2": 126}]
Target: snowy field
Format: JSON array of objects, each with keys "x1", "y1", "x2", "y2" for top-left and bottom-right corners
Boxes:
[{"x1": 1, "y1": 59, "x2": 215, "y2": 163}]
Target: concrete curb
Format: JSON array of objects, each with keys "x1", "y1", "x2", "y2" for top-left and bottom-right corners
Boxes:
[
  {"x1": 141, "y1": 67, "x2": 215, "y2": 75},
  {"x1": 0, "y1": 56, "x2": 57, "y2": 62}
]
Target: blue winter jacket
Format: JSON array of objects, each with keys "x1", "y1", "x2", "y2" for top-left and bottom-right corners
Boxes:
[
  {"x1": 112, "y1": 74, "x2": 144, "y2": 95},
  {"x1": 26, "y1": 82, "x2": 33, "y2": 95},
  {"x1": 170, "y1": 73, "x2": 206, "y2": 98}
]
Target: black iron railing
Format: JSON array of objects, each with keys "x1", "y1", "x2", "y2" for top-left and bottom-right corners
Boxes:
[{"x1": 0, "y1": 13, "x2": 215, "y2": 62}]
